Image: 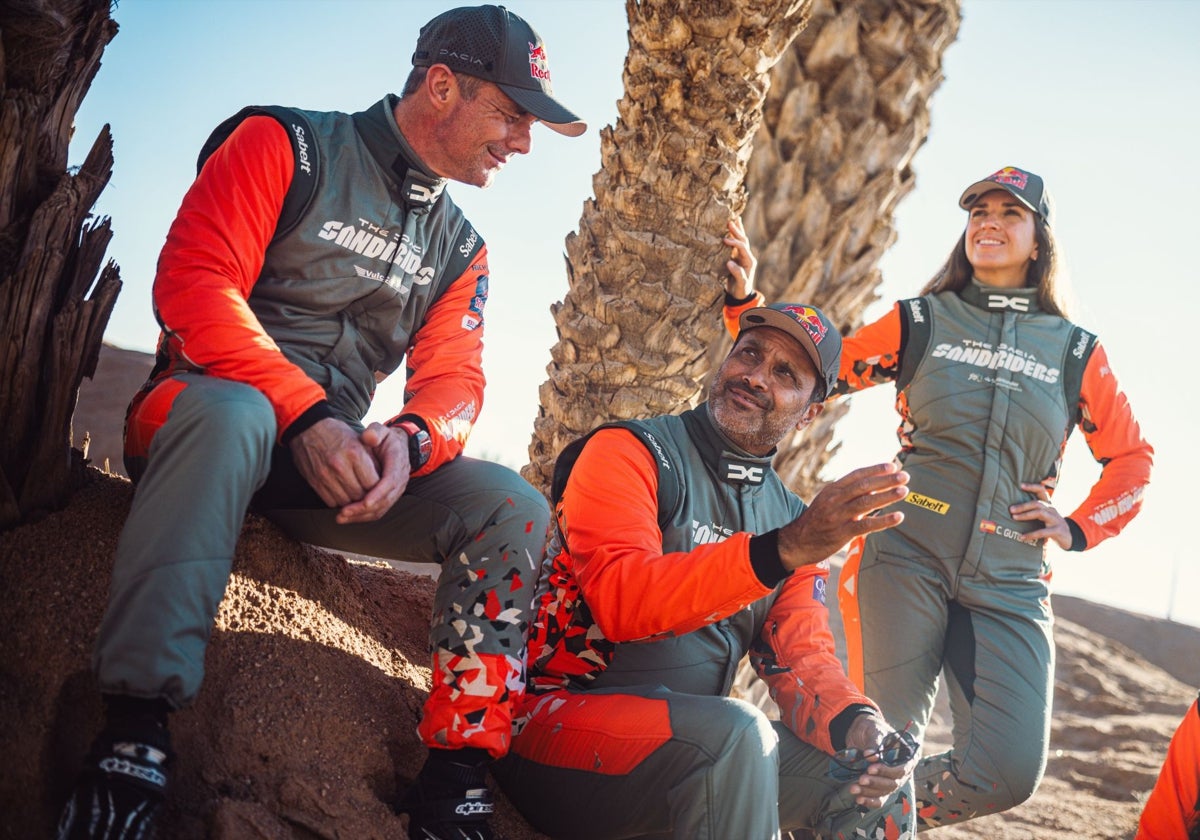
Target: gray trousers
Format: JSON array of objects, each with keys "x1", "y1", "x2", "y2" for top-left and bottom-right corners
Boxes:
[
  {"x1": 94, "y1": 374, "x2": 550, "y2": 754},
  {"x1": 848, "y1": 534, "x2": 1053, "y2": 828},
  {"x1": 493, "y1": 686, "x2": 915, "y2": 840}
]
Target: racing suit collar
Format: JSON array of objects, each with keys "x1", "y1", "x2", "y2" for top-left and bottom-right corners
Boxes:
[
  {"x1": 961, "y1": 279, "x2": 1044, "y2": 314},
  {"x1": 352, "y1": 95, "x2": 447, "y2": 213}
]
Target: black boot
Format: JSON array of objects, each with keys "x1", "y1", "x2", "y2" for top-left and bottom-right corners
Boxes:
[
  {"x1": 395, "y1": 747, "x2": 495, "y2": 840},
  {"x1": 56, "y1": 696, "x2": 172, "y2": 840}
]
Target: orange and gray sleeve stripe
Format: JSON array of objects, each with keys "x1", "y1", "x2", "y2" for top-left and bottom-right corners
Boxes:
[
  {"x1": 760, "y1": 546, "x2": 878, "y2": 754},
  {"x1": 385, "y1": 248, "x2": 489, "y2": 475},
  {"x1": 838, "y1": 534, "x2": 868, "y2": 693},
  {"x1": 1065, "y1": 341, "x2": 1154, "y2": 549},
  {"x1": 152, "y1": 115, "x2": 327, "y2": 441}
]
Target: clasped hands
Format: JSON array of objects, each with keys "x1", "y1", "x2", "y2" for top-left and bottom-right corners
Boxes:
[{"x1": 289, "y1": 417, "x2": 413, "y2": 524}]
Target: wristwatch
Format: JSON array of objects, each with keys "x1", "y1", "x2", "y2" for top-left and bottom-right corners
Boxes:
[{"x1": 396, "y1": 420, "x2": 432, "y2": 469}]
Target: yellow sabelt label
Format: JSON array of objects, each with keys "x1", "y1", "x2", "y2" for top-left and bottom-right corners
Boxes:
[{"x1": 904, "y1": 492, "x2": 950, "y2": 515}]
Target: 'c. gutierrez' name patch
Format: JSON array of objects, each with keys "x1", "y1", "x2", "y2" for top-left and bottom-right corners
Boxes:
[{"x1": 904, "y1": 492, "x2": 950, "y2": 515}]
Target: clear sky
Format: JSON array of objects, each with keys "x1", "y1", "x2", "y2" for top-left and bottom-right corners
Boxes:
[{"x1": 71, "y1": 0, "x2": 1199, "y2": 627}]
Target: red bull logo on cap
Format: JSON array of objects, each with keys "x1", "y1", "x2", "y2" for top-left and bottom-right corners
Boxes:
[
  {"x1": 528, "y1": 42, "x2": 551, "y2": 82},
  {"x1": 779, "y1": 304, "x2": 828, "y2": 345},
  {"x1": 988, "y1": 166, "x2": 1029, "y2": 190}
]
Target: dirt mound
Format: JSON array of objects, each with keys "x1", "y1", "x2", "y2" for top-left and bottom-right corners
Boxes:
[{"x1": 0, "y1": 469, "x2": 547, "y2": 839}]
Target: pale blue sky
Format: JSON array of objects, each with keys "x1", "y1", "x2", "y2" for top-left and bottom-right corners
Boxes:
[{"x1": 72, "y1": 0, "x2": 1199, "y2": 626}]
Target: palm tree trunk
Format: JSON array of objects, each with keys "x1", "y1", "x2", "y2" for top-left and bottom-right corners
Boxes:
[
  {"x1": 734, "y1": 0, "x2": 963, "y2": 499},
  {"x1": 524, "y1": 0, "x2": 813, "y2": 493}
]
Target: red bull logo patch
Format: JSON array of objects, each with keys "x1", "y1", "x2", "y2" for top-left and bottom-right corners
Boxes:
[
  {"x1": 528, "y1": 42, "x2": 551, "y2": 82},
  {"x1": 988, "y1": 166, "x2": 1029, "y2": 190},
  {"x1": 779, "y1": 304, "x2": 828, "y2": 345}
]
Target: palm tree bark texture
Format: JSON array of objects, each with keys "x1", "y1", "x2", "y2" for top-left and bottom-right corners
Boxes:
[
  {"x1": 736, "y1": 0, "x2": 961, "y2": 500},
  {"x1": 525, "y1": 0, "x2": 961, "y2": 506},
  {"x1": 524, "y1": 0, "x2": 813, "y2": 494},
  {"x1": 0, "y1": 0, "x2": 121, "y2": 530}
]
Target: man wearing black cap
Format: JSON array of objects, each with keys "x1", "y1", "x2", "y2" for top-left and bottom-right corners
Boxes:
[
  {"x1": 492, "y1": 302, "x2": 919, "y2": 839},
  {"x1": 56, "y1": 6, "x2": 584, "y2": 840}
]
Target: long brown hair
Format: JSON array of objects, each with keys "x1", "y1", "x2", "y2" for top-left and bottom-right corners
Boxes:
[{"x1": 919, "y1": 217, "x2": 1071, "y2": 318}]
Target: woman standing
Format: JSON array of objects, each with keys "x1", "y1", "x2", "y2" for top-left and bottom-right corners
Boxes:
[{"x1": 723, "y1": 166, "x2": 1154, "y2": 827}]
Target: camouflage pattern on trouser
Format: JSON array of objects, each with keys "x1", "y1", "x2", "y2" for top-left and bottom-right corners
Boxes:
[
  {"x1": 840, "y1": 534, "x2": 1052, "y2": 828},
  {"x1": 493, "y1": 686, "x2": 915, "y2": 840},
  {"x1": 96, "y1": 373, "x2": 550, "y2": 758}
]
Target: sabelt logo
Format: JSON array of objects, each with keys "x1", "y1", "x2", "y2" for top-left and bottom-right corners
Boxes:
[
  {"x1": 291, "y1": 123, "x2": 312, "y2": 175},
  {"x1": 642, "y1": 432, "x2": 672, "y2": 473},
  {"x1": 909, "y1": 299, "x2": 925, "y2": 323},
  {"x1": 905, "y1": 492, "x2": 950, "y2": 515},
  {"x1": 459, "y1": 226, "x2": 479, "y2": 257},
  {"x1": 1073, "y1": 331, "x2": 1091, "y2": 359},
  {"x1": 318, "y1": 221, "x2": 435, "y2": 285}
]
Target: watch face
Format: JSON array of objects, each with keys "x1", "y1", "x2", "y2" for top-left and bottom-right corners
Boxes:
[{"x1": 407, "y1": 426, "x2": 432, "y2": 467}]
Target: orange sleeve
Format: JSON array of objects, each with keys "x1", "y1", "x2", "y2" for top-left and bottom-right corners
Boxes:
[
  {"x1": 757, "y1": 565, "x2": 879, "y2": 753},
  {"x1": 388, "y1": 247, "x2": 489, "y2": 475},
  {"x1": 835, "y1": 303, "x2": 904, "y2": 396},
  {"x1": 559, "y1": 428, "x2": 773, "y2": 642},
  {"x1": 722, "y1": 291, "x2": 766, "y2": 339},
  {"x1": 153, "y1": 115, "x2": 327, "y2": 438},
  {"x1": 1136, "y1": 695, "x2": 1200, "y2": 839},
  {"x1": 1064, "y1": 340, "x2": 1154, "y2": 549}
]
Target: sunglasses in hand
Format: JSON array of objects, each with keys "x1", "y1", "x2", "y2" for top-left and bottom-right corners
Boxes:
[{"x1": 828, "y1": 722, "x2": 919, "y2": 782}]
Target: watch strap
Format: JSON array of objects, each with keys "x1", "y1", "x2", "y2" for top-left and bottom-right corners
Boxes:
[{"x1": 396, "y1": 420, "x2": 432, "y2": 469}]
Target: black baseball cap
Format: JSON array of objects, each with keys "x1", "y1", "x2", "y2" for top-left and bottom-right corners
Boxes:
[
  {"x1": 958, "y1": 166, "x2": 1053, "y2": 225},
  {"x1": 412, "y1": 4, "x2": 586, "y2": 137},
  {"x1": 738, "y1": 302, "x2": 842, "y2": 398}
]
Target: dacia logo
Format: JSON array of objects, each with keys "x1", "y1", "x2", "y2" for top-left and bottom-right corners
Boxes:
[
  {"x1": 987, "y1": 294, "x2": 1030, "y2": 312},
  {"x1": 722, "y1": 460, "x2": 764, "y2": 484},
  {"x1": 442, "y1": 48, "x2": 484, "y2": 69},
  {"x1": 407, "y1": 183, "x2": 435, "y2": 204}
]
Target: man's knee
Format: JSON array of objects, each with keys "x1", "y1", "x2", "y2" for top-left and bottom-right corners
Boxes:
[
  {"x1": 992, "y1": 749, "x2": 1044, "y2": 810},
  {"x1": 921, "y1": 745, "x2": 1045, "y2": 820},
  {"x1": 136, "y1": 377, "x2": 275, "y2": 459},
  {"x1": 711, "y1": 697, "x2": 778, "y2": 761}
]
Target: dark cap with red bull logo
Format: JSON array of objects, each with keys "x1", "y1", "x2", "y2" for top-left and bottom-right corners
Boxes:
[
  {"x1": 738, "y1": 302, "x2": 842, "y2": 399},
  {"x1": 412, "y1": 4, "x2": 586, "y2": 137},
  {"x1": 958, "y1": 165, "x2": 1053, "y2": 225}
]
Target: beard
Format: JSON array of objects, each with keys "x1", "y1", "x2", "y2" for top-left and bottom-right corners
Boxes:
[{"x1": 708, "y1": 378, "x2": 797, "y2": 455}]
